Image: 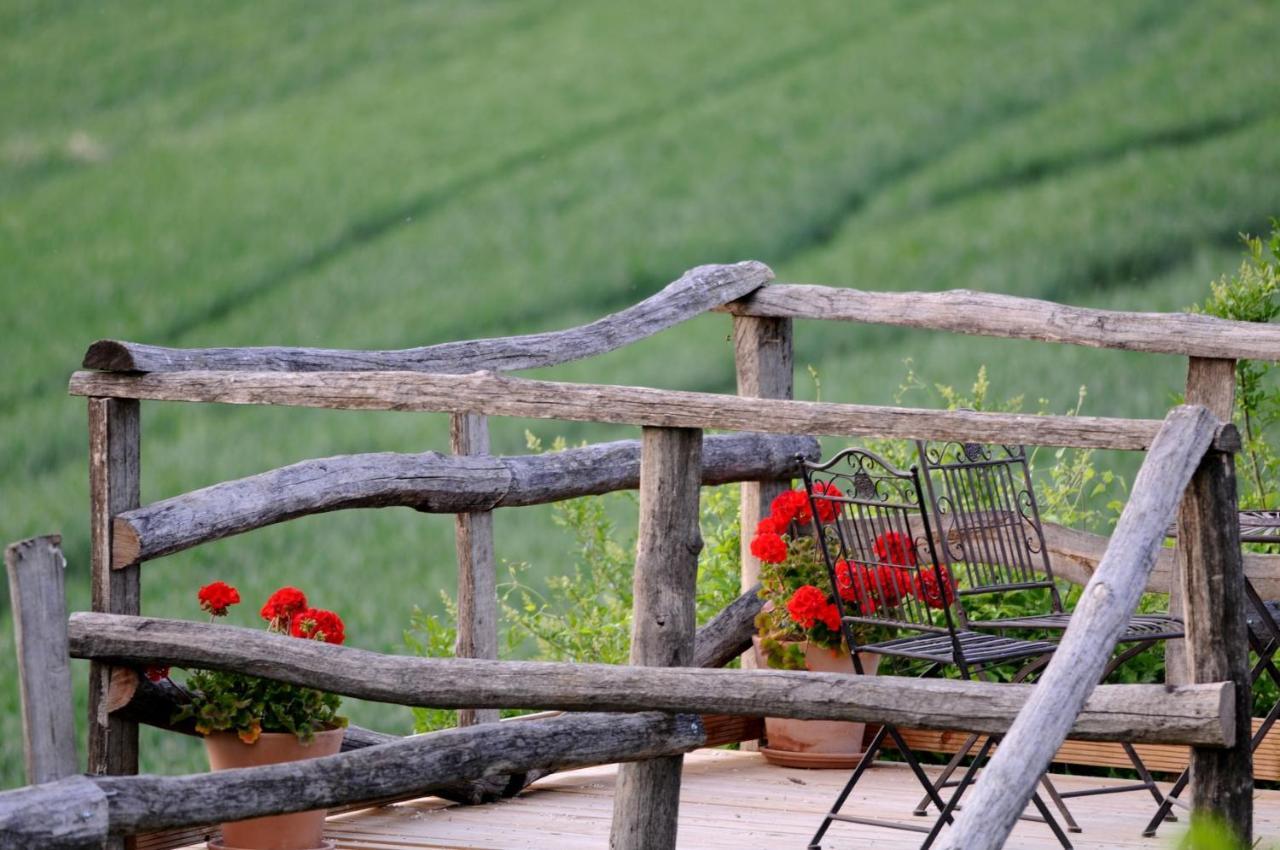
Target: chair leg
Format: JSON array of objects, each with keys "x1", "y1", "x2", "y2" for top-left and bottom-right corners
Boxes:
[
  {"x1": 920, "y1": 737, "x2": 996, "y2": 850},
  {"x1": 912, "y1": 733, "x2": 980, "y2": 816},
  {"x1": 1121, "y1": 741, "x2": 1176, "y2": 820},
  {"x1": 1028, "y1": 789, "x2": 1075, "y2": 849},
  {"x1": 807, "y1": 724, "x2": 888, "y2": 850},
  {"x1": 1038, "y1": 774, "x2": 1082, "y2": 833},
  {"x1": 1141, "y1": 770, "x2": 1189, "y2": 838}
]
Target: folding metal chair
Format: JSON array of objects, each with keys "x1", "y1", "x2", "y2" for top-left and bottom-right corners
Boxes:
[
  {"x1": 800, "y1": 448, "x2": 1073, "y2": 850},
  {"x1": 914, "y1": 440, "x2": 1183, "y2": 820}
]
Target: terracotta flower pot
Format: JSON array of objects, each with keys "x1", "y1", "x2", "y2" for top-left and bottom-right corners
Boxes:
[
  {"x1": 204, "y1": 727, "x2": 345, "y2": 850},
  {"x1": 753, "y1": 638, "x2": 881, "y2": 769}
]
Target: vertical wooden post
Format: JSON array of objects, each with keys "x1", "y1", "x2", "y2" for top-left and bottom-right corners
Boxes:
[
  {"x1": 609, "y1": 427, "x2": 703, "y2": 850},
  {"x1": 6, "y1": 535, "x2": 78, "y2": 784},
  {"x1": 451, "y1": 411, "x2": 500, "y2": 727},
  {"x1": 1168, "y1": 357, "x2": 1237, "y2": 686},
  {"x1": 1179, "y1": 429, "x2": 1252, "y2": 843},
  {"x1": 732, "y1": 316, "x2": 793, "y2": 682},
  {"x1": 88, "y1": 398, "x2": 140, "y2": 789}
]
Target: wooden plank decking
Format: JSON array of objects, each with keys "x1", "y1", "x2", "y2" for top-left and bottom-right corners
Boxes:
[{"x1": 191, "y1": 749, "x2": 1280, "y2": 849}]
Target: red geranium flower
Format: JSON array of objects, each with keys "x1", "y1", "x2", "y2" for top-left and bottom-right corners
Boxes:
[
  {"x1": 260, "y1": 586, "x2": 308, "y2": 628},
  {"x1": 750, "y1": 531, "x2": 788, "y2": 564},
  {"x1": 197, "y1": 581, "x2": 240, "y2": 617},
  {"x1": 809, "y1": 481, "x2": 843, "y2": 524},
  {"x1": 144, "y1": 666, "x2": 170, "y2": 683},
  {"x1": 755, "y1": 515, "x2": 784, "y2": 536},
  {"x1": 916, "y1": 565, "x2": 957, "y2": 609},
  {"x1": 291, "y1": 608, "x2": 346, "y2": 645},
  {"x1": 835, "y1": 560, "x2": 911, "y2": 611},
  {"x1": 874, "y1": 531, "x2": 918, "y2": 567},
  {"x1": 785, "y1": 584, "x2": 841, "y2": 632},
  {"x1": 769, "y1": 490, "x2": 810, "y2": 527}
]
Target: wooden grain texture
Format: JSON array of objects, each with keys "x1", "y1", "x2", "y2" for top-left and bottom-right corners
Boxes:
[
  {"x1": 1179, "y1": 445, "x2": 1252, "y2": 844},
  {"x1": 717, "y1": 284, "x2": 1280, "y2": 360},
  {"x1": 110, "y1": 433, "x2": 817, "y2": 567},
  {"x1": 936, "y1": 405, "x2": 1222, "y2": 850},
  {"x1": 69, "y1": 368, "x2": 1241, "y2": 452},
  {"x1": 0, "y1": 774, "x2": 108, "y2": 850},
  {"x1": 451, "y1": 411, "x2": 500, "y2": 728},
  {"x1": 612, "y1": 428, "x2": 704, "y2": 850},
  {"x1": 5, "y1": 535, "x2": 78, "y2": 784},
  {"x1": 82, "y1": 262, "x2": 772, "y2": 373},
  {"x1": 0, "y1": 712, "x2": 704, "y2": 840},
  {"x1": 732, "y1": 315, "x2": 794, "y2": 718},
  {"x1": 1168, "y1": 357, "x2": 1238, "y2": 688},
  {"x1": 87, "y1": 397, "x2": 140, "y2": 789},
  {"x1": 68, "y1": 612, "x2": 1232, "y2": 745}
]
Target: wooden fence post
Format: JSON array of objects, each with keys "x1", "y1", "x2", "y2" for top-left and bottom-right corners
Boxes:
[
  {"x1": 1168, "y1": 356, "x2": 1237, "y2": 685},
  {"x1": 451, "y1": 411, "x2": 500, "y2": 727},
  {"x1": 732, "y1": 315, "x2": 793, "y2": 707},
  {"x1": 1180, "y1": 443, "x2": 1253, "y2": 844},
  {"x1": 88, "y1": 398, "x2": 141, "y2": 790},
  {"x1": 610, "y1": 427, "x2": 703, "y2": 850},
  {"x1": 6, "y1": 535, "x2": 78, "y2": 784}
]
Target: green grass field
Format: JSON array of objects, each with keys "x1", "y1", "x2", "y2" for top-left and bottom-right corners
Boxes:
[{"x1": 2, "y1": 0, "x2": 1279, "y2": 787}]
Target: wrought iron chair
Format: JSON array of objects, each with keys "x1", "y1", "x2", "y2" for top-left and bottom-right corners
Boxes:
[
  {"x1": 913, "y1": 439, "x2": 1183, "y2": 819},
  {"x1": 799, "y1": 448, "x2": 1073, "y2": 850}
]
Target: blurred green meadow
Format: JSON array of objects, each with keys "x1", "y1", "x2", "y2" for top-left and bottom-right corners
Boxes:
[{"x1": 2, "y1": 0, "x2": 1279, "y2": 786}]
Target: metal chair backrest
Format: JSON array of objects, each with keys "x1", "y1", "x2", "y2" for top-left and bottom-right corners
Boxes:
[
  {"x1": 800, "y1": 448, "x2": 960, "y2": 648},
  {"x1": 915, "y1": 440, "x2": 1063, "y2": 616}
]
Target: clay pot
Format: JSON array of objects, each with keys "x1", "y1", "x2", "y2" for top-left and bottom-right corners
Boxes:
[
  {"x1": 204, "y1": 727, "x2": 345, "y2": 850},
  {"x1": 753, "y1": 638, "x2": 881, "y2": 769}
]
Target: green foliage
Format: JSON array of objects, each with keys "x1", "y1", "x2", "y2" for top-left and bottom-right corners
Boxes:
[
  {"x1": 1174, "y1": 814, "x2": 1250, "y2": 850},
  {"x1": 174, "y1": 669, "x2": 345, "y2": 744}
]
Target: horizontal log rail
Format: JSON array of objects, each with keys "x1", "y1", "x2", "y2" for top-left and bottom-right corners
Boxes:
[
  {"x1": 0, "y1": 711, "x2": 705, "y2": 847},
  {"x1": 68, "y1": 369, "x2": 1241, "y2": 453},
  {"x1": 68, "y1": 612, "x2": 1233, "y2": 746},
  {"x1": 718, "y1": 284, "x2": 1280, "y2": 360},
  {"x1": 111, "y1": 433, "x2": 818, "y2": 567},
  {"x1": 938, "y1": 405, "x2": 1224, "y2": 850}
]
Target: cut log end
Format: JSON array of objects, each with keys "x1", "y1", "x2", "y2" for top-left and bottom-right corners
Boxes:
[
  {"x1": 111, "y1": 518, "x2": 142, "y2": 569},
  {"x1": 105, "y1": 668, "x2": 140, "y2": 714},
  {"x1": 83, "y1": 339, "x2": 140, "y2": 372}
]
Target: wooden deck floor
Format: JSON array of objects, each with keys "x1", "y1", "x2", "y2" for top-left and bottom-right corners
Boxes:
[{"x1": 206, "y1": 750, "x2": 1280, "y2": 849}]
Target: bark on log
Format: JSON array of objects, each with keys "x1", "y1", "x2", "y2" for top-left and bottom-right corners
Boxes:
[
  {"x1": 6, "y1": 535, "x2": 78, "y2": 784},
  {"x1": 0, "y1": 775, "x2": 109, "y2": 850},
  {"x1": 110, "y1": 433, "x2": 818, "y2": 567},
  {"x1": 717, "y1": 284, "x2": 1280, "y2": 360},
  {"x1": 83, "y1": 262, "x2": 772, "y2": 373},
  {"x1": 1180, "y1": 445, "x2": 1252, "y2": 844},
  {"x1": 68, "y1": 368, "x2": 1241, "y2": 452},
  {"x1": 69, "y1": 612, "x2": 1232, "y2": 746},
  {"x1": 936, "y1": 405, "x2": 1223, "y2": 850},
  {"x1": 611, "y1": 428, "x2": 703, "y2": 850},
  {"x1": 88, "y1": 396, "x2": 140, "y2": 799},
  {"x1": 0, "y1": 712, "x2": 703, "y2": 841}
]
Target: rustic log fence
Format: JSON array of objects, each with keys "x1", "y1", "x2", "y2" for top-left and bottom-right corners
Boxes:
[{"x1": 4, "y1": 261, "x2": 1278, "y2": 848}]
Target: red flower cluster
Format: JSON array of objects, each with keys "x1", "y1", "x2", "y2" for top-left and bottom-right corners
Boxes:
[
  {"x1": 915, "y1": 565, "x2": 957, "y2": 609},
  {"x1": 291, "y1": 608, "x2": 346, "y2": 645},
  {"x1": 749, "y1": 485, "x2": 847, "y2": 567},
  {"x1": 873, "y1": 530, "x2": 917, "y2": 567},
  {"x1": 785, "y1": 585, "x2": 841, "y2": 632},
  {"x1": 835, "y1": 559, "x2": 913, "y2": 612},
  {"x1": 145, "y1": 665, "x2": 170, "y2": 682},
  {"x1": 260, "y1": 586, "x2": 308, "y2": 629},
  {"x1": 197, "y1": 581, "x2": 240, "y2": 617}
]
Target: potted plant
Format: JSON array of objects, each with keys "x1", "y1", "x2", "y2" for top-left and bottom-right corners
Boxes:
[
  {"x1": 153, "y1": 582, "x2": 349, "y2": 850},
  {"x1": 749, "y1": 487, "x2": 917, "y2": 768}
]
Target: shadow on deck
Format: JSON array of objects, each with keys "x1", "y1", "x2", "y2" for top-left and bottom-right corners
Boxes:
[{"x1": 191, "y1": 750, "x2": 1279, "y2": 850}]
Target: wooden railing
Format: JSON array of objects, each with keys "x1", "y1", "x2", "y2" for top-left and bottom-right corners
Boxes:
[{"x1": 5, "y1": 261, "x2": 1280, "y2": 848}]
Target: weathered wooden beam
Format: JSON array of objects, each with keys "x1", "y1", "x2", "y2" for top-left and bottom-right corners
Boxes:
[
  {"x1": 1180, "y1": 443, "x2": 1252, "y2": 844},
  {"x1": 717, "y1": 284, "x2": 1280, "y2": 360},
  {"x1": 611, "y1": 428, "x2": 704, "y2": 850},
  {"x1": 1168, "y1": 357, "x2": 1238, "y2": 688},
  {"x1": 69, "y1": 612, "x2": 1233, "y2": 746},
  {"x1": 68, "y1": 369, "x2": 1241, "y2": 452},
  {"x1": 936, "y1": 405, "x2": 1222, "y2": 850},
  {"x1": 0, "y1": 712, "x2": 704, "y2": 842},
  {"x1": 110, "y1": 433, "x2": 818, "y2": 567},
  {"x1": 0, "y1": 775, "x2": 109, "y2": 850},
  {"x1": 87, "y1": 397, "x2": 140, "y2": 794},
  {"x1": 450, "y1": 411, "x2": 500, "y2": 728},
  {"x1": 732, "y1": 314, "x2": 794, "y2": 725},
  {"x1": 6, "y1": 536, "x2": 78, "y2": 784},
  {"x1": 82, "y1": 262, "x2": 772, "y2": 373}
]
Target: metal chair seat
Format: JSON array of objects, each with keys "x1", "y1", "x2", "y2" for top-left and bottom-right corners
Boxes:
[
  {"x1": 864, "y1": 628, "x2": 1058, "y2": 667},
  {"x1": 968, "y1": 612, "x2": 1184, "y2": 643}
]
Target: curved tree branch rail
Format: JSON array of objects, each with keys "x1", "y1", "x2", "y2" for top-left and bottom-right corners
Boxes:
[
  {"x1": 111, "y1": 433, "x2": 818, "y2": 567},
  {"x1": 82, "y1": 261, "x2": 773, "y2": 373}
]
